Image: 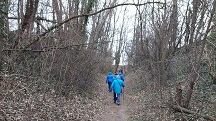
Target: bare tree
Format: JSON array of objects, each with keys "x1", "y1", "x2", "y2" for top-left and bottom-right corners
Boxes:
[{"x1": 127, "y1": 1, "x2": 215, "y2": 119}]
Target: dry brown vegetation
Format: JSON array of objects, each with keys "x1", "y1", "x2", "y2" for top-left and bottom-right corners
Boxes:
[
  {"x1": 0, "y1": 0, "x2": 216, "y2": 120},
  {"x1": 126, "y1": 60, "x2": 216, "y2": 121}
]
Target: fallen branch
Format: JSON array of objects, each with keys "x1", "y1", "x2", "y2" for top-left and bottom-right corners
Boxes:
[{"x1": 169, "y1": 104, "x2": 216, "y2": 121}]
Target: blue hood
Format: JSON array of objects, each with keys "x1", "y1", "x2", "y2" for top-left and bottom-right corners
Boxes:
[{"x1": 106, "y1": 72, "x2": 113, "y2": 83}]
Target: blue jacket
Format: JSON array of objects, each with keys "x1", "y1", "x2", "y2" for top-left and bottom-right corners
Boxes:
[
  {"x1": 118, "y1": 72, "x2": 125, "y2": 81},
  {"x1": 110, "y1": 77, "x2": 125, "y2": 94},
  {"x1": 106, "y1": 72, "x2": 113, "y2": 83}
]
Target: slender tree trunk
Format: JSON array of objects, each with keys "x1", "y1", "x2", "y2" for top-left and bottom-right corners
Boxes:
[
  {"x1": 170, "y1": 0, "x2": 178, "y2": 50},
  {"x1": 115, "y1": 50, "x2": 120, "y2": 73},
  {"x1": 0, "y1": 38, "x2": 2, "y2": 77},
  {"x1": 0, "y1": 0, "x2": 9, "y2": 78},
  {"x1": 52, "y1": 0, "x2": 62, "y2": 23}
]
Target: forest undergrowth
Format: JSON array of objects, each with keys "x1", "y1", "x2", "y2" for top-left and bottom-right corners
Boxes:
[
  {"x1": 1, "y1": 69, "x2": 216, "y2": 121},
  {"x1": 0, "y1": 75, "x2": 105, "y2": 121},
  {"x1": 125, "y1": 69, "x2": 216, "y2": 121}
]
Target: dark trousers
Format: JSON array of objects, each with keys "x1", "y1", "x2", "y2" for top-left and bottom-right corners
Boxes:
[
  {"x1": 113, "y1": 92, "x2": 117, "y2": 103},
  {"x1": 108, "y1": 82, "x2": 111, "y2": 91}
]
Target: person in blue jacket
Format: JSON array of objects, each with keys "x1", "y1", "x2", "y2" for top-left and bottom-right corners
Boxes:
[
  {"x1": 106, "y1": 72, "x2": 113, "y2": 91},
  {"x1": 118, "y1": 71, "x2": 124, "y2": 81},
  {"x1": 110, "y1": 74, "x2": 125, "y2": 105}
]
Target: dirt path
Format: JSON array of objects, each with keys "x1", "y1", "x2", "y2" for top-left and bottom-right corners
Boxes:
[{"x1": 97, "y1": 76, "x2": 129, "y2": 121}]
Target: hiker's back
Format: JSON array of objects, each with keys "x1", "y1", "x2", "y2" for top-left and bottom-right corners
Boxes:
[
  {"x1": 106, "y1": 72, "x2": 113, "y2": 83},
  {"x1": 118, "y1": 72, "x2": 124, "y2": 81}
]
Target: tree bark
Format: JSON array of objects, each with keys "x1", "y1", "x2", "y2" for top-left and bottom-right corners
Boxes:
[
  {"x1": 175, "y1": 82, "x2": 183, "y2": 106},
  {"x1": 0, "y1": 0, "x2": 9, "y2": 76}
]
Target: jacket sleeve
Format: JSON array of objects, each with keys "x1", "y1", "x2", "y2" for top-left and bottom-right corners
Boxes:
[
  {"x1": 120, "y1": 75, "x2": 125, "y2": 81},
  {"x1": 121, "y1": 81, "x2": 125, "y2": 87},
  {"x1": 110, "y1": 81, "x2": 114, "y2": 91}
]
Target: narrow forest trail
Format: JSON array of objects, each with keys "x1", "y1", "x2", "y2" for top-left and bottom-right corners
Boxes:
[{"x1": 96, "y1": 75, "x2": 131, "y2": 121}]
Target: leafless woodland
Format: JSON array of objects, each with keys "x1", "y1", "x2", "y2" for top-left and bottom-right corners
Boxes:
[{"x1": 0, "y1": 0, "x2": 216, "y2": 120}]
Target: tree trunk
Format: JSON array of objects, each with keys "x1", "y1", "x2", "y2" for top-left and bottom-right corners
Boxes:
[
  {"x1": 175, "y1": 82, "x2": 183, "y2": 106},
  {"x1": 0, "y1": 0, "x2": 9, "y2": 76},
  {"x1": 170, "y1": 0, "x2": 178, "y2": 49},
  {"x1": 115, "y1": 50, "x2": 120, "y2": 74}
]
